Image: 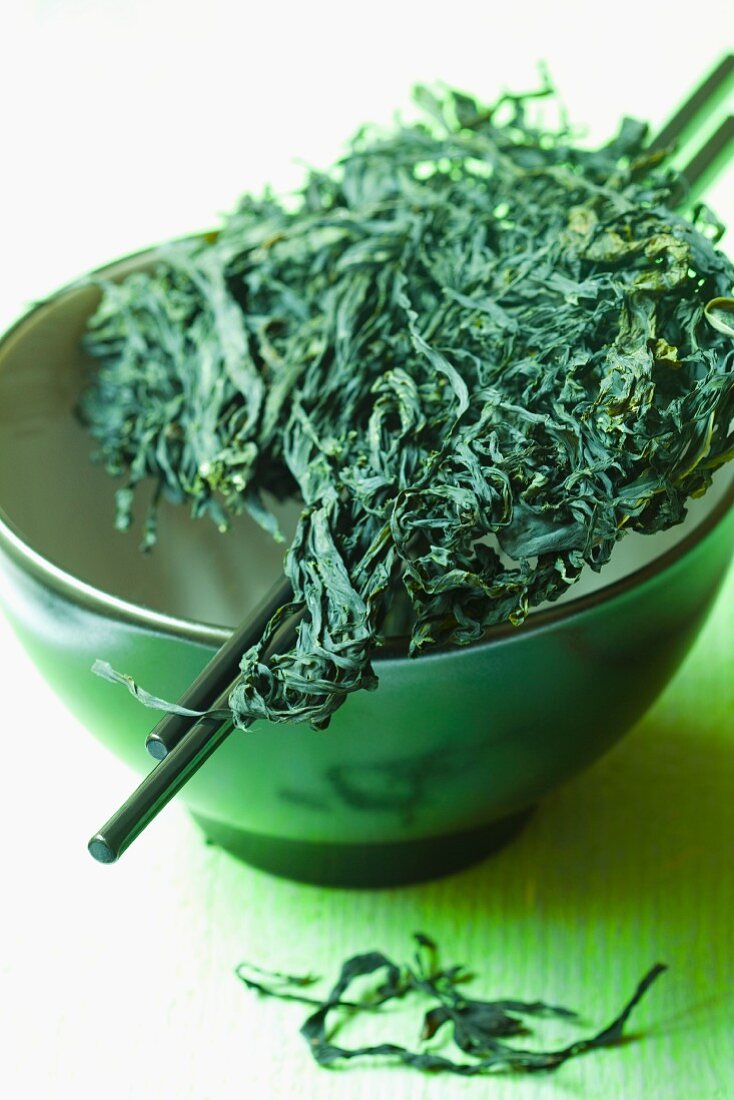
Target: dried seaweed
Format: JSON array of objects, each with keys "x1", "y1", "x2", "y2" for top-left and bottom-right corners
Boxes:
[
  {"x1": 80, "y1": 80, "x2": 734, "y2": 730},
  {"x1": 234, "y1": 932, "x2": 666, "y2": 1076}
]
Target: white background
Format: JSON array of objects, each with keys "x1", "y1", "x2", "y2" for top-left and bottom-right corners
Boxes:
[
  {"x1": 2, "y1": 0, "x2": 733, "y2": 331},
  {"x1": 0, "y1": 3, "x2": 732, "y2": 1099}
]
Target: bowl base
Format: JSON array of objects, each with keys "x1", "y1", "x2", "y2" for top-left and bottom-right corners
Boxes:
[{"x1": 191, "y1": 807, "x2": 535, "y2": 888}]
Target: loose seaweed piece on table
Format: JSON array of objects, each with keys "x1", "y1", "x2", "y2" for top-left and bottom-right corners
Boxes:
[
  {"x1": 80, "y1": 80, "x2": 734, "y2": 731},
  {"x1": 234, "y1": 932, "x2": 666, "y2": 1076}
]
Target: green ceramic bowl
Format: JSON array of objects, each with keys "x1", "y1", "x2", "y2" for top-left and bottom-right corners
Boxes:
[{"x1": 1, "y1": 248, "x2": 733, "y2": 887}]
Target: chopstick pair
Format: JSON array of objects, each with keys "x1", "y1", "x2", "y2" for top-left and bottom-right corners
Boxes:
[
  {"x1": 651, "y1": 53, "x2": 733, "y2": 195},
  {"x1": 88, "y1": 576, "x2": 294, "y2": 863},
  {"x1": 145, "y1": 577, "x2": 292, "y2": 760},
  {"x1": 87, "y1": 56, "x2": 734, "y2": 866},
  {"x1": 679, "y1": 114, "x2": 734, "y2": 194},
  {"x1": 649, "y1": 54, "x2": 732, "y2": 152}
]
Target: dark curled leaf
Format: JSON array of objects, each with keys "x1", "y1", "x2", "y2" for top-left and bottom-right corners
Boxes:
[
  {"x1": 324, "y1": 950, "x2": 406, "y2": 1005},
  {"x1": 80, "y1": 79, "x2": 734, "y2": 731},
  {"x1": 234, "y1": 951, "x2": 408, "y2": 1013},
  {"x1": 235, "y1": 936, "x2": 667, "y2": 1077},
  {"x1": 420, "y1": 1005, "x2": 451, "y2": 1041}
]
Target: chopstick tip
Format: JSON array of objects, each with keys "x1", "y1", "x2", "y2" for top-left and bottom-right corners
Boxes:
[
  {"x1": 88, "y1": 834, "x2": 118, "y2": 864},
  {"x1": 145, "y1": 735, "x2": 169, "y2": 761}
]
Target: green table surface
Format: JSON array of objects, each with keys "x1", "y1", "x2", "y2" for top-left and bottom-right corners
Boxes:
[
  {"x1": 0, "y1": 528, "x2": 731, "y2": 1100},
  {"x1": 1, "y1": 6, "x2": 733, "y2": 1098}
]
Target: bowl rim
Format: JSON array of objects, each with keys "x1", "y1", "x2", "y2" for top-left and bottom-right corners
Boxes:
[{"x1": 1, "y1": 244, "x2": 733, "y2": 658}]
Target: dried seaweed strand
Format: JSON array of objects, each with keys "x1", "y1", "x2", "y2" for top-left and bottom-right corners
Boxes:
[
  {"x1": 234, "y1": 932, "x2": 666, "y2": 1075},
  {"x1": 80, "y1": 81, "x2": 734, "y2": 730}
]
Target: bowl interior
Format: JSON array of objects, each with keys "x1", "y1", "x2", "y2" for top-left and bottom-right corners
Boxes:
[{"x1": 0, "y1": 257, "x2": 732, "y2": 635}]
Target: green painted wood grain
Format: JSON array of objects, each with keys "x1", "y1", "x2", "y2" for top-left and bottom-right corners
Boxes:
[
  {"x1": 1, "y1": 544, "x2": 731, "y2": 1100},
  {"x1": 183, "y1": 559, "x2": 734, "y2": 1099}
]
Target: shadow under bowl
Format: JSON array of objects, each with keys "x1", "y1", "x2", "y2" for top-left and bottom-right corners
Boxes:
[{"x1": 1, "y1": 248, "x2": 733, "y2": 887}]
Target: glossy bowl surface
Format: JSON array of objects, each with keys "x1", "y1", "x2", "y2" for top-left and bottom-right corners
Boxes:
[{"x1": 1, "y1": 250, "x2": 733, "y2": 885}]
